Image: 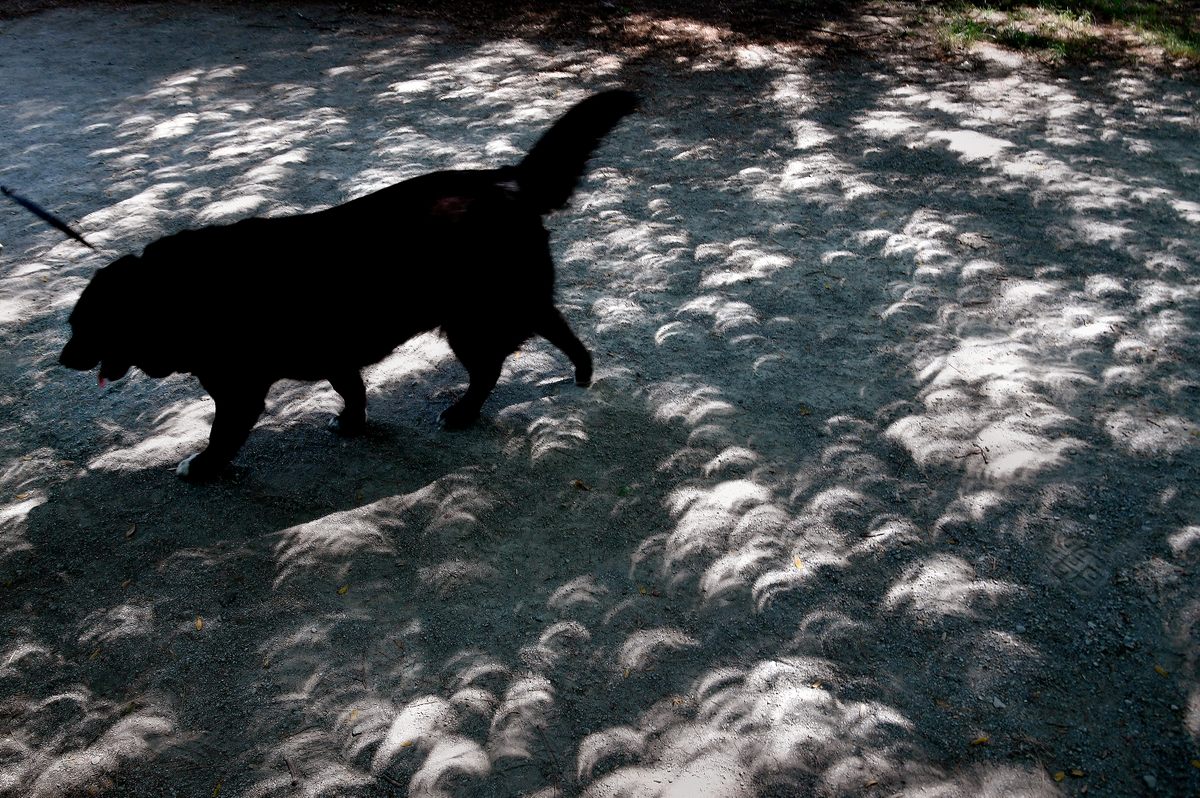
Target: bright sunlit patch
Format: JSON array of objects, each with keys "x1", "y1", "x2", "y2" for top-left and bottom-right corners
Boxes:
[
  {"x1": 88, "y1": 398, "x2": 210, "y2": 472},
  {"x1": 147, "y1": 112, "x2": 199, "y2": 141},
  {"x1": 78, "y1": 603, "x2": 154, "y2": 646},
  {"x1": 926, "y1": 129, "x2": 1013, "y2": 162},
  {"x1": 548, "y1": 575, "x2": 610, "y2": 611},
  {"x1": 884, "y1": 554, "x2": 1018, "y2": 618},
  {"x1": 370, "y1": 695, "x2": 455, "y2": 773},
  {"x1": 855, "y1": 111, "x2": 921, "y2": 138},
  {"x1": 1167, "y1": 526, "x2": 1200, "y2": 557},
  {"x1": 409, "y1": 736, "x2": 490, "y2": 795}
]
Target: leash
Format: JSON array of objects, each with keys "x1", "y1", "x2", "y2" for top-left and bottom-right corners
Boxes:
[{"x1": 1, "y1": 185, "x2": 96, "y2": 250}]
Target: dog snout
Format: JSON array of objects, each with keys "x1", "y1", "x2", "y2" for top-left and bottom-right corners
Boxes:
[{"x1": 59, "y1": 338, "x2": 98, "y2": 371}]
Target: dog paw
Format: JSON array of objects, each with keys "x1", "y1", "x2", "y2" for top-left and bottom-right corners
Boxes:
[
  {"x1": 176, "y1": 452, "x2": 219, "y2": 481},
  {"x1": 328, "y1": 413, "x2": 366, "y2": 436},
  {"x1": 574, "y1": 357, "x2": 593, "y2": 387},
  {"x1": 176, "y1": 453, "x2": 200, "y2": 479},
  {"x1": 438, "y1": 404, "x2": 479, "y2": 430}
]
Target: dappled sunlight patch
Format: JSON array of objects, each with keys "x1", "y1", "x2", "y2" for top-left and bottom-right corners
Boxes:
[
  {"x1": 525, "y1": 410, "x2": 590, "y2": 462},
  {"x1": 0, "y1": 491, "x2": 46, "y2": 560},
  {"x1": 648, "y1": 378, "x2": 737, "y2": 427},
  {"x1": 418, "y1": 559, "x2": 501, "y2": 598},
  {"x1": 661, "y1": 480, "x2": 775, "y2": 585},
  {"x1": 973, "y1": 415, "x2": 1085, "y2": 480},
  {"x1": 892, "y1": 763, "x2": 1060, "y2": 798},
  {"x1": 23, "y1": 701, "x2": 177, "y2": 798},
  {"x1": 926, "y1": 129, "x2": 1014, "y2": 163},
  {"x1": 272, "y1": 470, "x2": 492, "y2": 587},
  {"x1": 487, "y1": 675, "x2": 555, "y2": 764},
  {"x1": 78, "y1": 602, "x2": 154, "y2": 646},
  {"x1": 88, "y1": 397, "x2": 210, "y2": 472},
  {"x1": 618, "y1": 628, "x2": 699, "y2": 672},
  {"x1": 885, "y1": 555, "x2": 1018, "y2": 619},
  {"x1": 584, "y1": 656, "x2": 918, "y2": 796},
  {"x1": 1167, "y1": 525, "x2": 1200, "y2": 558},
  {"x1": 410, "y1": 735, "x2": 491, "y2": 796},
  {"x1": 780, "y1": 153, "x2": 883, "y2": 205},
  {"x1": 1101, "y1": 410, "x2": 1195, "y2": 456},
  {"x1": 548, "y1": 575, "x2": 610, "y2": 612},
  {"x1": 370, "y1": 695, "x2": 457, "y2": 774},
  {"x1": 520, "y1": 620, "x2": 591, "y2": 670},
  {"x1": 697, "y1": 240, "x2": 793, "y2": 289},
  {"x1": 577, "y1": 725, "x2": 648, "y2": 782}
]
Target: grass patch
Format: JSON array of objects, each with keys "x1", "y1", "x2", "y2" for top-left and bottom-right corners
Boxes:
[{"x1": 937, "y1": 1, "x2": 1199, "y2": 65}]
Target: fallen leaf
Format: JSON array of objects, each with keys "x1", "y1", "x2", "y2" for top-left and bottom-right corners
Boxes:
[
  {"x1": 120, "y1": 579, "x2": 132, "y2": 589},
  {"x1": 572, "y1": 479, "x2": 591, "y2": 491},
  {"x1": 350, "y1": 709, "x2": 359, "y2": 721},
  {"x1": 638, "y1": 585, "x2": 648, "y2": 595},
  {"x1": 213, "y1": 781, "x2": 221, "y2": 797},
  {"x1": 797, "y1": 404, "x2": 812, "y2": 416},
  {"x1": 864, "y1": 779, "x2": 878, "y2": 788},
  {"x1": 811, "y1": 681, "x2": 823, "y2": 689},
  {"x1": 671, "y1": 696, "x2": 686, "y2": 706},
  {"x1": 337, "y1": 585, "x2": 349, "y2": 596},
  {"x1": 956, "y1": 232, "x2": 991, "y2": 250},
  {"x1": 1190, "y1": 759, "x2": 1200, "y2": 769},
  {"x1": 1154, "y1": 664, "x2": 1169, "y2": 677},
  {"x1": 125, "y1": 523, "x2": 136, "y2": 540},
  {"x1": 934, "y1": 698, "x2": 952, "y2": 709},
  {"x1": 623, "y1": 668, "x2": 630, "y2": 678},
  {"x1": 400, "y1": 740, "x2": 413, "y2": 748},
  {"x1": 969, "y1": 735, "x2": 989, "y2": 746},
  {"x1": 262, "y1": 657, "x2": 271, "y2": 669},
  {"x1": 195, "y1": 616, "x2": 204, "y2": 631},
  {"x1": 1071, "y1": 769, "x2": 1085, "y2": 777},
  {"x1": 1053, "y1": 771, "x2": 1065, "y2": 782},
  {"x1": 793, "y1": 556, "x2": 804, "y2": 570},
  {"x1": 89, "y1": 647, "x2": 101, "y2": 660},
  {"x1": 13, "y1": 492, "x2": 31, "y2": 501}
]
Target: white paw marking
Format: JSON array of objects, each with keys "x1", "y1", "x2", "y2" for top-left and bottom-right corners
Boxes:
[{"x1": 176, "y1": 453, "x2": 199, "y2": 478}]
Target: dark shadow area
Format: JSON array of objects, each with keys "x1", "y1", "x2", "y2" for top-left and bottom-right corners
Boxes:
[{"x1": 0, "y1": 4, "x2": 1197, "y2": 798}]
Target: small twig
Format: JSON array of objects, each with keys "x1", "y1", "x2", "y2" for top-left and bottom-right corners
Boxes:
[
  {"x1": 954, "y1": 442, "x2": 990, "y2": 465},
  {"x1": 295, "y1": 11, "x2": 339, "y2": 33},
  {"x1": 813, "y1": 26, "x2": 891, "y2": 40},
  {"x1": 498, "y1": 761, "x2": 539, "y2": 774},
  {"x1": 284, "y1": 756, "x2": 301, "y2": 786}
]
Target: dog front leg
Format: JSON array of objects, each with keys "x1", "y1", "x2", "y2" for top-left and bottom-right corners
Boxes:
[
  {"x1": 327, "y1": 370, "x2": 367, "y2": 435},
  {"x1": 177, "y1": 381, "x2": 269, "y2": 480},
  {"x1": 440, "y1": 335, "x2": 504, "y2": 429}
]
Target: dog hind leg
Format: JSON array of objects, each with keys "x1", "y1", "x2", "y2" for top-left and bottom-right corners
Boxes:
[
  {"x1": 535, "y1": 306, "x2": 592, "y2": 387},
  {"x1": 328, "y1": 370, "x2": 367, "y2": 435}
]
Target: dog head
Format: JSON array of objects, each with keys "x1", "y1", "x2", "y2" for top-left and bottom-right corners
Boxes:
[{"x1": 60, "y1": 255, "x2": 139, "y2": 384}]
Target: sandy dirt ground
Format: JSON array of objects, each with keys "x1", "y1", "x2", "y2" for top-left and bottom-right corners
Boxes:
[{"x1": 1, "y1": 4, "x2": 1198, "y2": 796}]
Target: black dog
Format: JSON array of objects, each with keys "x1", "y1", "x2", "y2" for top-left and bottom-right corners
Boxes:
[{"x1": 60, "y1": 90, "x2": 637, "y2": 479}]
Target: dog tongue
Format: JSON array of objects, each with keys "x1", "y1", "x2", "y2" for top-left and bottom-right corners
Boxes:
[{"x1": 98, "y1": 375, "x2": 108, "y2": 389}]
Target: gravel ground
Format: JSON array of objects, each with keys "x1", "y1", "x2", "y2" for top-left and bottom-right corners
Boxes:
[{"x1": 1, "y1": 4, "x2": 1198, "y2": 797}]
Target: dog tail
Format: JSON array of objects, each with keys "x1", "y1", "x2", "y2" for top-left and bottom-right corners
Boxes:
[{"x1": 515, "y1": 89, "x2": 638, "y2": 214}]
